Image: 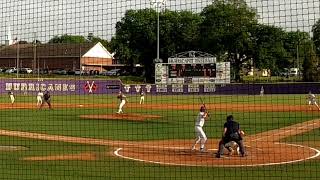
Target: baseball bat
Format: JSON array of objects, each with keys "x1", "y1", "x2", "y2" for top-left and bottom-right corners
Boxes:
[{"x1": 199, "y1": 96, "x2": 209, "y2": 117}]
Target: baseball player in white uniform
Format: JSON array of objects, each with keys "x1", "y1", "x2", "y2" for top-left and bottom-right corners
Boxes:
[
  {"x1": 37, "y1": 91, "x2": 44, "y2": 107},
  {"x1": 307, "y1": 91, "x2": 320, "y2": 110},
  {"x1": 139, "y1": 90, "x2": 145, "y2": 104},
  {"x1": 8, "y1": 90, "x2": 15, "y2": 104},
  {"x1": 191, "y1": 105, "x2": 208, "y2": 152},
  {"x1": 116, "y1": 91, "x2": 127, "y2": 114}
]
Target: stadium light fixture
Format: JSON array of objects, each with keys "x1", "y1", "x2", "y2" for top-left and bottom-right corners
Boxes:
[{"x1": 150, "y1": 0, "x2": 166, "y2": 63}]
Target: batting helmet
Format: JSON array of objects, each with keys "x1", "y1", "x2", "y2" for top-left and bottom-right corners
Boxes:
[{"x1": 200, "y1": 106, "x2": 206, "y2": 112}]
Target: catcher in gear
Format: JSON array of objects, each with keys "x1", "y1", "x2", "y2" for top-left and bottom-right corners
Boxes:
[{"x1": 224, "y1": 130, "x2": 245, "y2": 155}]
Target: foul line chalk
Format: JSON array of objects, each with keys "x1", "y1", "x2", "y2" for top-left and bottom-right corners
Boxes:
[{"x1": 113, "y1": 143, "x2": 320, "y2": 167}]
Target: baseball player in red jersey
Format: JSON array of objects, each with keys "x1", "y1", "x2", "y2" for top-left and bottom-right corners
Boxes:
[{"x1": 116, "y1": 91, "x2": 127, "y2": 114}]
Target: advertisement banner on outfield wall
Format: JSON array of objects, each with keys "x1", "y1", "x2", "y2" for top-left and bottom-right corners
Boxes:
[
  {"x1": 0, "y1": 79, "x2": 122, "y2": 95},
  {"x1": 1, "y1": 79, "x2": 320, "y2": 95}
]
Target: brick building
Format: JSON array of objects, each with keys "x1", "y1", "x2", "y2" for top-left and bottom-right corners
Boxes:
[{"x1": 0, "y1": 42, "x2": 117, "y2": 73}]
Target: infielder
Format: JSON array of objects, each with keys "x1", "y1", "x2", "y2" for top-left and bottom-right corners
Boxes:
[
  {"x1": 116, "y1": 91, "x2": 127, "y2": 114},
  {"x1": 37, "y1": 91, "x2": 44, "y2": 107},
  {"x1": 307, "y1": 91, "x2": 320, "y2": 110},
  {"x1": 41, "y1": 91, "x2": 52, "y2": 109},
  {"x1": 8, "y1": 90, "x2": 15, "y2": 104},
  {"x1": 191, "y1": 105, "x2": 208, "y2": 152},
  {"x1": 139, "y1": 90, "x2": 145, "y2": 104}
]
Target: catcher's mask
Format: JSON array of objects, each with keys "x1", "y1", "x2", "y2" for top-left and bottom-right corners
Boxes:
[{"x1": 227, "y1": 115, "x2": 234, "y2": 122}]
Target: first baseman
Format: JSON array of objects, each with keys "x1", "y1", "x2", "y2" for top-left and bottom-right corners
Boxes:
[
  {"x1": 191, "y1": 105, "x2": 208, "y2": 152},
  {"x1": 8, "y1": 90, "x2": 15, "y2": 104},
  {"x1": 116, "y1": 91, "x2": 127, "y2": 114},
  {"x1": 306, "y1": 91, "x2": 320, "y2": 110}
]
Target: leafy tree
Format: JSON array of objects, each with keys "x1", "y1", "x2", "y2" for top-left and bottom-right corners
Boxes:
[
  {"x1": 160, "y1": 10, "x2": 202, "y2": 58},
  {"x1": 312, "y1": 19, "x2": 320, "y2": 55},
  {"x1": 199, "y1": 0, "x2": 258, "y2": 81},
  {"x1": 48, "y1": 34, "x2": 87, "y2": 43},
  {"x1": 111, "y1": 9, "x2": 157, "y2": 81},
  {"x1": 283, "y1": 31, "x2": 311, "y2": 70},
  {"x1": 251, "y1": 24, "x2": 288, "y2": 74},
  {"x1": 111, "y1": 9, "x2": 201, "y2": 82},
  {"x1": 48, "y1": 34, "x2": 110, "y2": 50},
  {"x1": 302, "y1": 43, "x2": 319, "y2": 81}
]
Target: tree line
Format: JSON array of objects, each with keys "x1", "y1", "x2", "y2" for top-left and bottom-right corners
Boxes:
[{"x1": 45, "y1": 0, "x2": 320, "y2": 82}]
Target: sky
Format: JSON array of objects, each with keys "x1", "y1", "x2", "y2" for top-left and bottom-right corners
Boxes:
[{"x1": 0, "y1": 0, "x2": 319, "y2": 43}]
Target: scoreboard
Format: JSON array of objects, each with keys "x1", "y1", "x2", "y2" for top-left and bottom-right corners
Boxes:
[
  {"x1": 155, "y1": 57, "x2": 230, "y2": 84},
  {"x1": 168, "y1": 64, "x2": 216, "y2": 78}
]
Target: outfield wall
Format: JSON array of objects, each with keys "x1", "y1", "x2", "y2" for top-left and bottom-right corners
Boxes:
[{"x1": 1, "y1": 79, "x2": 320, "y2": 95}]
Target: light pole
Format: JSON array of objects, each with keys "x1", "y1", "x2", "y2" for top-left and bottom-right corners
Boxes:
[
  {"x1": 150, "y1": 0, "x2": 166, "y2": 62},
  {"x1": 296, "y1": 42, "x2": 299, "y2": 76},
  {"x1": 33, "y1": 32, "x2": 38, "y2": 78},
  {"x1": 16, "y1": 38, "x2": 19, "y2": 79}
]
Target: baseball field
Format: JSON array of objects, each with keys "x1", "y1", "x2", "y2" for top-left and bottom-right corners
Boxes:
[{"x1": 0, "y1": 94, "x2": 319, "y2": 179}]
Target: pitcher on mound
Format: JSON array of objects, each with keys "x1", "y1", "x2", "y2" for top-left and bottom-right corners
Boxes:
[{"x1": 116, "y1": 91, "x2": 127, "y2": 114}]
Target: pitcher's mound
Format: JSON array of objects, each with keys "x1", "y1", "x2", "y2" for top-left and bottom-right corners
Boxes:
[{"x1": 80, "y1": 113, "x2": 161, "y2": 121}]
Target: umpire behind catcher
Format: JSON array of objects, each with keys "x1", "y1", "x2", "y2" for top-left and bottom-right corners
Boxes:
[{"x1": 215, "y1": 115, "x2": 246, "y2": 158}]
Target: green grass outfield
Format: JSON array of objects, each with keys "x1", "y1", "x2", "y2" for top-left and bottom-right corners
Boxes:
[
  {"x1": 1, "y1": 94, "x2": 313, "y2": 105},
  {"x1": 0, "y1": 94, "x2": 318, "y2": 179}
]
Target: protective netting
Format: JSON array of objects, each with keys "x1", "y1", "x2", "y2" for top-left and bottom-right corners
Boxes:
[{"x1": 0, "y1": 0, "x2": 319, "y2": 179}]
